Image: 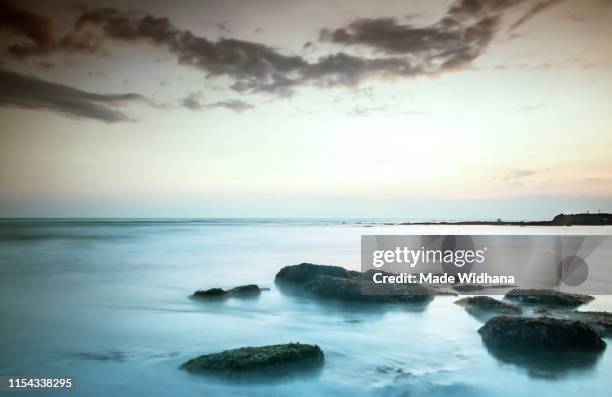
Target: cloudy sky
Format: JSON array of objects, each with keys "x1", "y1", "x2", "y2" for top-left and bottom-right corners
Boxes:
[{"x1": 1, "y1": 0, "x2": 611, "y2": 219}]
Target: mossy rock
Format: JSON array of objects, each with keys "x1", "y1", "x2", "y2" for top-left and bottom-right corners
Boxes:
[
  {"x1": 479, "y1": 316, "x2": 606, "y2": 352},
  {"x1": 180, "y1": 343, "x2": 324, "y2": 375}
]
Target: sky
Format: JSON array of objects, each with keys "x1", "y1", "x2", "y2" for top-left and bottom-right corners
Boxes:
[{"x1": 0, "y1": 0, "x2": 611, "y2": 219}]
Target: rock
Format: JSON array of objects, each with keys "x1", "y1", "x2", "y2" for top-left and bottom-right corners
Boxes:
[
  {"x1": 192, "y1": 288, "x2": 227, "y2": 298},
  {"x1": 566, "y1": 311, "x2": 612, "y2": 337},
  {"x1": 191, "y1": 284, "x2": 262, "y2": 299},
  {"x1": 275, "y1": 263, "x2": 357, "y2": 284},
  {"x1": 275, "y1": 264, "x2": 434, "y2": 304},
  {"x1": 478, "y1": 316, "x2": 606, "y2": 352},
  {"x1": 455, "y1": 296, "x2": 522, "y2": 315},
  {"x1": 180, "y1": 343, "x2": 324, "y2": 375},
  {"x1": 534, "y1": 306, "x2": 552, "y2": 316},
  {"x1": 306, "y1": 274, "x2": 433, "y2": 304},
  {"x1": 452, "y1": 284, "x2": 515, "y2": 293},
  {"x1": 505, "y1": 289, "x2": 593, "y2": 307},
  {"x1": 228, "y1": 284, "x2": 261, "y2": 296}
]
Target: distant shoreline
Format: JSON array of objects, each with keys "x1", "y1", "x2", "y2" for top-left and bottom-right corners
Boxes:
[{"x1": 393, "y1": 213, "x2": 612, "y2": 227}]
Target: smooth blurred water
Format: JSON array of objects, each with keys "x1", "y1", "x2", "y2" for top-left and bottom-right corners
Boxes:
[{"x1": 1, "y1": 219, "x2": 611, "y2": 397}]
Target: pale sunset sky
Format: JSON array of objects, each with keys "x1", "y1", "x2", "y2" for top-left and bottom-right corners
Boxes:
[{"x1": 1, "y1": 0, "x2": 611, "y2": 218}]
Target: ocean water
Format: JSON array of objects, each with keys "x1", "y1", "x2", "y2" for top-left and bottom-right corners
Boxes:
[{"x1": 0, "y1": 219, "x2": 611, "y2": 397}]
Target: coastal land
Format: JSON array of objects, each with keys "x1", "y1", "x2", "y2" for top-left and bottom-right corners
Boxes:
[{"x1": 395, "y1": 213, "x2": 612, "y2": 226}]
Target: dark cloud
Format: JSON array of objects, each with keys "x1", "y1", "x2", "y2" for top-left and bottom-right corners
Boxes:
[
  {"x1": 69, "y1": 8, "x2": 308, "y2": 87},
  {"x1": 0, "y1": 68, "x2": 144, "y2": 122},
  {"x1": 69, "y1": 2, "x2": 511, "y2": 93},
  {"x1": 0, "y1": 0, "x2": 55, "y2": 58},
  {"x1": 319, "y1": 0, "x2": 527, "y2": 71},
  {"x1": 0, "y1": 0, "x2": 564, "y2": 97}
]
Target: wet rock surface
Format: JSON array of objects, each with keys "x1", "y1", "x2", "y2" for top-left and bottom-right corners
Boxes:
[
  {"x1": 304, "y1": 274, "x2": 433, "y2": 304},
  {"x1": 452, "y1": 284, "x2": 515, "y2": 293},
  {"x1": 180, "y1": 343, "x2": 324, "y2": 375},
  {"x1": 505, "y1": 289, "x2": 593, "y2": 307},
  {"x1": 455, "y1": 296, "x2": 522, "y2": 315},
  {"x1": 191, "y1": 284, "x2": 262, "y2": 299},
  {"x1": 276, "y1": 264, "x2": 435, "y2": 304},
  {"x1": 275, "y1": 263, "x2": 358, "y2": 284},
  {"x1": 565, "y1": 311, "x2": 612, "y2": 337},
  {"x1": 478, "y1": 316, "x2": 606, "y2": 352}
]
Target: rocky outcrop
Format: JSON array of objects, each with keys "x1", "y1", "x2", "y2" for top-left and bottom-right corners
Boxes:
[
  {"x1": 275, "y1": 264, "x2": 434, "y2": 304},
  {"x1": 227, "y1": 284, "x2": 262, "y2": 296},
  {"x1": 452, "y1": 284, "x2": 515, "y2": 293},
  {"x1": 191, "y1": 284, "x2": 262, "y2": 299},
  {"x1": 478, "y1": 316, "x2": 606, "y2": 352},
  {"x1": 275, "y1": 263, "x2": 358, "y2": 284},
  {"x1": 566, "y1": 311, "x2": 612, "y2": 337},
  {"x1": 552, "y1": 213, "x2": 612, "y2": 226},
  {"x1": 180, "y1": 343, "x2": 324, "y2": 375},
  {"x1": 505, "y1": 289, "x2": 593, "y2": 307},
  {"x1": 304, "y1": 274, "x2": 432, "y2": 304},
  {"x1": 455, "y1": 296, "x2": 522, "y2": 315}
]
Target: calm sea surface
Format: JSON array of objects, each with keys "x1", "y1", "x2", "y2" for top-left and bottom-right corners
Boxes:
[{"x1": 1, "y1": 219, "x2": 611, "y2": 396}]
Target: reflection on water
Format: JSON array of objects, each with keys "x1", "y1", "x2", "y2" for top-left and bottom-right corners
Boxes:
[{"x1": 0, "y1": 220, "x2": 612, "y2": 396}]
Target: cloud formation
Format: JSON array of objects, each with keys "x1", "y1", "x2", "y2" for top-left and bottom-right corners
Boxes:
[
  {"x1": 0, "y1": 68, "x2": 144, "y2": 122},
  {"x1": 504, "y1": 169, "x2": 537, "y2": 181},
  {"x1": 204, "y1": 99, "x2": 254, "y2": 112},
  {"x1": 0, "y1": 0, "x2": 565, "y2": 99},
  {"x1": 319, "y1": 0, "x2": 522, "y2": 70},
  {"x1": 0, "y1": 0, "x2": 54, "y2": 58},
  {"x1": 181, "y1": 92, "x2": 253, "y2": 112}
]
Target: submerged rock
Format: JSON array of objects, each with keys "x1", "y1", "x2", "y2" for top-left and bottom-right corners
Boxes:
[
  {"x1": 479, "y1": 316, "x2": 606, "y2": 352},
  {"x1": 505, "y1": 289, "x2": 593, "y2": 307},
  {"x1": 191, "y1": 284, "x2": 262, "y2": 299},
  {"x1": 455, "y1": 296, "x2": 522, "y2": 315},
  {"x1": 180, "y1": 343, "x2": 324, "y2": 375}
]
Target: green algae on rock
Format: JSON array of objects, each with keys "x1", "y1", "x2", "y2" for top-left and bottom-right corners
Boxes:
[{"x1": 180, "y1": 343, "x2": 324, "y2": 375}]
